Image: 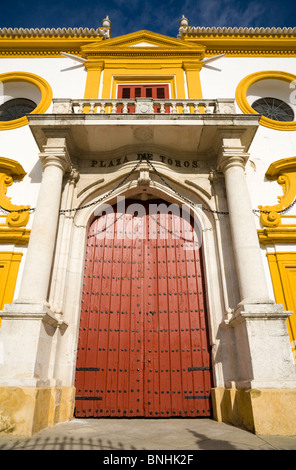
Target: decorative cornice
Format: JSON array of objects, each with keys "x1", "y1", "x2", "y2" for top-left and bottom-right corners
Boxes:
[
  {"x1": 80, "y1": 30, "x2": 206, "y2": 62},
  {"x1": 179, "y1": 26, "x2": 296, "y2": 36},
  {"x1": 178, "y1": 25, "x2": 296, "y2": 57},
  {"x1": 0, "y1": 27, "x2": 107, "y2": 37},
  {"x1": 2, "y1": 24, "x2": 295, "y2": 58},
  {"x1": 83, "y1": 30, "x2": 197, "y2": 49},
  {"x1": 0, "y1": 27, "x2": 109, "y2": 58},
  {"x1": 2, "y1": 25, "x2": 296, "y2": 38}
]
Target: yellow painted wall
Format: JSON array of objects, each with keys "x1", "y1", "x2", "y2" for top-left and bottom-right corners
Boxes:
[
  {"x1": 82, "y1": 31, "x2": 205, "y2": 101},
  {"x1": 267, "y1": 252, "x2": 296, "y2": 365},
  {"x1": 0, "y1": 252, "x2": 22, "y2": 324},
  {"x1": 84, "y1": 64, "x2": 189, "y2": 100}
]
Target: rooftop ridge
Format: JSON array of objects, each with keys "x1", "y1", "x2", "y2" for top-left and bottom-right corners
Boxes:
[
  {"x1": 179, "y1": 25, "x2": 296, "y2": 35},
  {"x1": 0, "y1": 24, "x2": 295, "y2": 39},
  {"x1": 0, "y1": 26, "x2": 106, "y2": 36}
]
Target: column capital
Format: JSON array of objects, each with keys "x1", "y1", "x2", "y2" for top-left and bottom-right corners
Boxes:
[
  {"x1": 39, "y1": 150, "x2": 71, "y2": 173},
  {"x1": 84, "y1": 60, "x2": 104, "y2": 72},
  {"x1": 182, "y1": 61, "x2": 203, "y2": 72},
  {"x1": 217, "y1": 149, "x2": 249, "y2": 173},
  {"x1": 216, "y1": 130, "x2": 250, "y2": 173},
  {"x1": 39, "y1": 131, "x2": 73, "y2": 173}
]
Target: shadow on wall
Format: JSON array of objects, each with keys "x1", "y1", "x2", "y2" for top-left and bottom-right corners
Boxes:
[{"x1": 28, "y1": 159, "x2": 43, "y2": 183}]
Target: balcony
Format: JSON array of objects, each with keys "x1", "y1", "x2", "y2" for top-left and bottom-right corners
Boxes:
[
  {"x1": 52, "y1": 97, "x2": 236, "y2": 115},
  {"x1": 28, "y1": 98, "x2": 259, "y2": 159}
]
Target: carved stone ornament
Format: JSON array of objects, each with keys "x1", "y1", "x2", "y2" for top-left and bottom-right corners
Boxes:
[
  {"x1": 258, "y1": 156, "x2": 296, "y2": 227},
  {"x1": 135, "y1": 99, "x2": 155, "y2": 114},
  {"x1": 0, "y1": 157, "x2": 30, "y2": 228}
]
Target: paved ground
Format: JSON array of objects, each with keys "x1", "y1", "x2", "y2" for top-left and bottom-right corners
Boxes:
[{"x1": 0, "y1": 418, "x2": 296, "y2": 451}]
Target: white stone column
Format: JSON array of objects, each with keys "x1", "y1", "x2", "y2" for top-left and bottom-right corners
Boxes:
[
  {"x1": 17, "y1": 149, "x2": 70, "y2": 305},
  {"x1": 0, "y1": 134, "x2": 71, "y2": 386},
  {"x1": 217, "y1": 132, "x2": 296, "y2": 389},
  {"x1": 217, "y1": 140, "x2": 272, "y2": 306}
]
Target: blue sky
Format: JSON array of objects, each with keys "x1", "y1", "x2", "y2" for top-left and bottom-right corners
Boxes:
[{"x1": 1, "y1": 0, "x2": 295, "y2": 37}]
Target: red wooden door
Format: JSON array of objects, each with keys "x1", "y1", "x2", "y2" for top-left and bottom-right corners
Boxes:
[
  {"x1": 75, "y1": 200, "x2": 212, "y2": 417},
  {"x1": 117, "y1": 85, "x2": 170, "y2": 113}
]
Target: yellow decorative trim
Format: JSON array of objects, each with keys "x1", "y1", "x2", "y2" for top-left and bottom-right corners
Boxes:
[
  {"x1": 84, "y1": 60, "x2": 104, "y2": 102},
  {"x1": 266, "y1": 252, "x2": 296, "y2": 365},
  {"x1": 0, "y1": 251, "x2": 23, "y2": 312},
  {"x1": 0, "y1": 228, "x2": 30, "y2": 245},
  {"x1": 1, "y1": 29, "x2": 295, "y2": 58},
  {"x1": 181, "y1": 33, "x2": 296, "y2": 57},
  {"x1": 0, "y1": 32, "x2": 104, "y2": 58},
  {"x1": 258, "y1": 156, "x2": 296, "y2": 227},
  {"x1": 81, "y1": 30, "x2": 205, "y2": 55},
  {"x1": 258, "y1": 228, "x2": 296, "y2": 244},
  {"x1": 183, "y1": 62, "x2": 203, "y2": 99},
  {"x1": 0, "y1": 157, "x2": 30, "y2": 228},
  {"x1": 236, "y1": 71, "x2": 296, "y2": 131},
  {"x1": 0, "y1": 72, "x2": 53, "y2": 130},
  {"x1": 80, "y1": 31, "x2": 204, "y2": 101}
]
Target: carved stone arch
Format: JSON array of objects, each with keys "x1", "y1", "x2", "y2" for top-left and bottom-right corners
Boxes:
[
  {"x1": 73, "y1": 157, "x2": 215, "y2": 229},
  {"x1": 75, "y1": 180, "x2": 214, "y2": 258},
  {"x1": 73, "y1": 178, "x2": 221, "y2": 417},
  {"x1": 67, "y1": 175, "x2": 226, "y2": 390}
]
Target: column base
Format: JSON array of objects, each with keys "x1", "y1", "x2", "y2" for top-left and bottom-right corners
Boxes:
[
  {"x1": 0, "y1": 386, "x2": 75, "y2": 436},
  {"x1": 211, "y1": 387, "x2": 296, "y2": 435},
  {"x1": 227, "y1": 302, "x2": 296, "y2": 387},
  {"x1": 1, "y1": 301, "x2": 67, "y2": 328},
  {"x1": 0, "y1": 302, "x2": 68, "y2": 384}
]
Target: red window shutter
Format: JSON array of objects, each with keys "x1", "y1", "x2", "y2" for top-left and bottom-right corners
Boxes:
[
  {"x1": 157, "y1": 88, "x2": 165, "y2": 99},
  {"x1": 122, "y1": 88, "x2": 130, "y2": 99},
  {"x1": 117, "y1": 84, "x2": 170, "y2": 113},
  {"x1": 135, "y1": 88, "x2": 142, "y2": 97},
  {"x1": 146, "y1": 88, "x2": 153, "y2": 98}
]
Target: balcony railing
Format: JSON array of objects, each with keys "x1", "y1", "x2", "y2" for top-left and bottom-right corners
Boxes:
[{"x1": 51, "y1": 98, "x2": 237, "y2": 115}]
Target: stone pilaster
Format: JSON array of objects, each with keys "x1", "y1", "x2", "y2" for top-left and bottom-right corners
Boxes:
[
  {"x1": 17, "y1": 144, "x2": 71, "y2": 305},
  {"x1": 0, "y1": 132, "x2": 72, "y2": 387},
  {"x1": 217, "y1": 131, "x2": 296, "y2": 389},
  {"x1": 217, "y1": 136, "x2": 271, "y2": 305}
]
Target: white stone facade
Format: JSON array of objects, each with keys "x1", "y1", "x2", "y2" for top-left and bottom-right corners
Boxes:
[{"x1": 0, "y1": 20, "x2": 296, "y2": 435}]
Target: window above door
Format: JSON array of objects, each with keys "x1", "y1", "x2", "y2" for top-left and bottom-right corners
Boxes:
[
  {"x1": 117, "y1": 84, "x2": 170, "y2": 99},
  {"x1": 117, "y1": 84, "x2": 170, "y2": 113}
]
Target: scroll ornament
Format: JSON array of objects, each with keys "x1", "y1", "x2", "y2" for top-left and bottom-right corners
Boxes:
[
  {"x1": 258, "y1": 156, "x2": 296, "y2": 227},
  {"x1": 0, "y1": 157, "x2": 30, "y2": 228}
]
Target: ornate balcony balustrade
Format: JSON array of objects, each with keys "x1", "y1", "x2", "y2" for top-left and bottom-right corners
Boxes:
[
  {"x1": 52, "y1": 98, "x2": 237, "y2": 115},
  {"x1": 29, "y1": 97, "x2": 258, "y2": 157}
]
